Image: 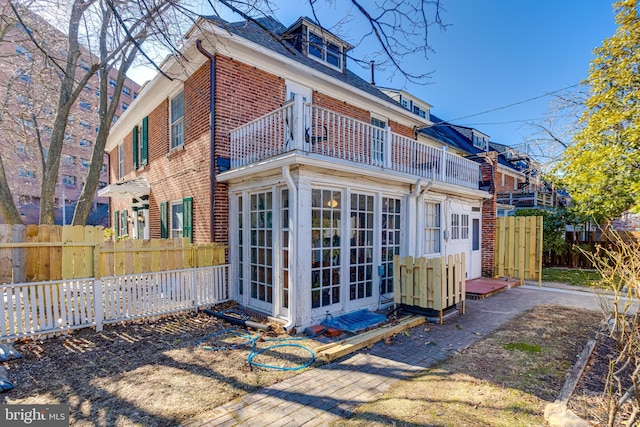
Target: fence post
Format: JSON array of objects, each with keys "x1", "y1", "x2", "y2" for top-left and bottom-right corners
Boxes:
[
  {"x1": 94, "y1": 278, "x2": 103, "y2": 332},
  {"x1": 12, "y1": 224, "x2": 26, "y2": 283}
]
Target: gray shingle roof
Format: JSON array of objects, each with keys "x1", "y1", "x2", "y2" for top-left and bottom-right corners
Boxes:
[{"x1": 202, "y1": 15, "x2": 400, "y2": 107}]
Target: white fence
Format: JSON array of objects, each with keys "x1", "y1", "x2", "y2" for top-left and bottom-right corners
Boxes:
[{"x1": 0, "y1": 265, "x2": 229, "y2": 341}]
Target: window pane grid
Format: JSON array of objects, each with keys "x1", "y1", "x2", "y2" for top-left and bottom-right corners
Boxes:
[
  {"x1": 425, "y1": 202, "x2": 441, "y2": 254},
  {"x1": 250, "y1": 192, "x2": 273, "y2": 304},
  {"x1": 381, "y1": 197, "x2": 401, "y2": 294},
  {"x1": 311, "y1": 189, "x2": 341, "y2": 308},
  {"x1": 350, "y1": 193, "x2": 374, "y2": 301}
]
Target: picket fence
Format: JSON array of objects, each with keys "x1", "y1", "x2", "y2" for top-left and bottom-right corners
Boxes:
[
  {"x1": 0, "y1": 225, "x2": 230, "y2": 341},
  {"x1": 393, "y1": 253, "x2": 466, "y2": 324}
]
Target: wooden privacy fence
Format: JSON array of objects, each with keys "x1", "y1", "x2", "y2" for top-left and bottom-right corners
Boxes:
[
  {"x1": 495, "y1": 216, "x2": 543, "y2": 285},
  {"x1": 393, "y1": 253, "x2": 466, "y2": 324},
  {"x1": 0, "y1": 224, "x2": 227, "y2": 283}
]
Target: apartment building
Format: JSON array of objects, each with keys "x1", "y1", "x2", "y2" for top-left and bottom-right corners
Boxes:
[{"x1": 0, "y1": 10, "x2": 140, "y2": 225}]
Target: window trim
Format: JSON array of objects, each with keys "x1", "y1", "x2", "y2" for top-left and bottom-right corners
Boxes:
[
  {"x1": 118, "y1": 142, "x2": 125, "y2": 179},
  {"x1": 305, "y1": 27, "x2": 344, "y2": 71},
  {"x1": 169, "y1": 90, "x2": 184, "y2": 150}
]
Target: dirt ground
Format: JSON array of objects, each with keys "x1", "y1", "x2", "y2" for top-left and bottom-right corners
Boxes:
[
  {"x1": 338, "y1": 305, "x2": 604, "y2": 427},
  {"x1": 1, "y1": 305, "x2": 325, "y2": 426},
  {"x1": 0, "y1": 302, "x2": 620, "y2": 427}
]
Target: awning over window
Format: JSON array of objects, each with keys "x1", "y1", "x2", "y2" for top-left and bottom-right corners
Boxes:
[{"x1": 98, "y1": 177, "x2": 150, "y2": 200}]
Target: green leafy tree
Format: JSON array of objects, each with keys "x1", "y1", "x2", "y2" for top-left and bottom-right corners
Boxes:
[{"x1": 555, "y1": 0, "x2": 640, "y2": 221}]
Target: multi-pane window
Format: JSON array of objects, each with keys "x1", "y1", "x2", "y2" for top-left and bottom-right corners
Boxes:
[
  {"x1": 119, "y1": 210, "x2": 128, "y2": 237},
  {"x1": 349, "y1": 193, "x2": 374, "y2": 301},
  {"x1": 311, "y1": 189, "x2": 341, "y2": 308},
  {"x1": 79, "y1": 99, "x2": 91, "y2": 110},
  {"x1": 62, "y1": 174, "x2": 76, "y2": 186},
  {"x1": 451, "y1": 213, "x2": 469, "y2": 240},
  {"x1": 170, "y1": 91, "x2": 184, "y2": 149},
  {"x1": 122, "y1": 102, "x2": 128, "y2": 111},
  {"x1": 381, "y1": 197, "x2": 401, "y2": 295},
  {"x1": 79, "y1": 158, "x2": 90, "y2": 169},
  {"x1": 238, "y1": 195, "x2": 244, "y2": 296},
  {"x1": 79, "y1": 139, "x2": 91, "y2": 147},
  {"x1": 281, "y1": 189, "x2": 290, "y2": 309},
  {"x1": 122, "y1": 86, "x2": 131, "y2": 97},
  {"x1": 61, "y1": 154, "x2": 75, "y2": 165},
  {"x1": 307, "y1": 30, "x2": 342, "y2": 69},
  {"x1": 371, "y1": 117, "x2": 386, "y2": 164},
  {"x1": 250, "y1": 192, "x2": 273, "y2": 304},
  {"x1": 425, "y1": 202, "x2": 441, "y2": 253},
  {"x1": 170, "y1": 201, "x2": 183, "y2": 238},
  {"x1": 109, "y1": 77, "x2": 117, "y2": 87},
  {"x1": 17, "y1": 166, "x2": 35, "y2": 179}
]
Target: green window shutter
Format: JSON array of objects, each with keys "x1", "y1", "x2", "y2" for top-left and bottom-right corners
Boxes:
[
  {"x1": 160, "y1": 202, "x2": 168, "y2": 238},
  {"x1": 141, "y1": 116, "x2": 149, "y2": 166},
  {"x1": 183, "y1": 197, "x2": 193, "y2": 243},
  {"x1": 132, "y1": 125, "x2": 139, "y2": 169},
  {"x1": 113, "y1": 210, "x2": 119, "y2": 238}
]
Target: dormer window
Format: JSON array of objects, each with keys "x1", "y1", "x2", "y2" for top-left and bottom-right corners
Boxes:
[
  {"x1": 471, "y1": 130, "x2": 489, "y2": 150},
  {"x1": 307, "y1": 29, "x2": 343, "y2": 69},
  {"x1": 284, "y1": 18, "x2": 352, "y2": 72}
]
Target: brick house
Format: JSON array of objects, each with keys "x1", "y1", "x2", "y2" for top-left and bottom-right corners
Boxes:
[{"x1": 102, "y1": 16, "x2": 502, "y2": 329}]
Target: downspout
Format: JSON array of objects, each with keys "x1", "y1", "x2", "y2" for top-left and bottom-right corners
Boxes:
[
  {"x1": 282, "y1": 165, "x2": 297, "y2": 331},
  {"x1": 196, "y1": 39, "x2": 217, "y2": 243}
]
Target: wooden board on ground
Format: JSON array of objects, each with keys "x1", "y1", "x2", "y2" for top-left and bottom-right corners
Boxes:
[{"x1": 315, "y1": 315, "x2": 426, "y2": 362}]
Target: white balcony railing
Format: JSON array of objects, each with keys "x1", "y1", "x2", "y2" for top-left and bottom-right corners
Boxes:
[{"x1": 230, "y1": 98, "x2": 481, "y2": 190}]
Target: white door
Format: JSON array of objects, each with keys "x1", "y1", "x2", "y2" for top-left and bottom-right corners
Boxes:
[
  {"x1": 469, "y1": 215, "x2": 482, "y2": 279},
  {"x1": 346, "y1": 192, "x2": 377, "y2": 310},
  {"x1": 285, "y1": 81, "x2": 312, "y2": 149}
]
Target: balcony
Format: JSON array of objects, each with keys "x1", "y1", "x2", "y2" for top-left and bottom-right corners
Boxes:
[
  {"x1": 229, "y1": 98, "x2": 481, "y2": 190},
  {"x1": 497, "y1": 191, "x2": 556, "y2": 208}
]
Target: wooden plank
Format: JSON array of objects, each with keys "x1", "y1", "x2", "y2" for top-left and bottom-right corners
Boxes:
[
  {"x1": 49, "y1": 226, "x2": 63, "y2": 281},
  {"x1": 114, "y1": 240, "x2": 125, "y2": 276},
  {"x1": 141, "y1": 240, "x2": 152, "y2": 272},
  {"x1": 517, "y1": 217, "x2": 526, "y2": 285},
  {"x1": 101, "y1": 241, "x2": 114, "y2": 277},
  {"x1": 12, "y1": 225, "x2": 26, "y2": 283},
  {"x1": 431, "y1": 257, "x2": 443, "y2": 311},
  {"x1": 150, "y1": 239, "x2": 161, "y2": 272},
  {"x1": 25, "y1": 225, "x2": 39, "y2": 281},
  {"x1": 414, "y1": 256, "x2": 427, "y2": 308},
  {"x1": 61, "y1": 226, "x2": 74, "y2": 280},
  {"x1": 0, "y1": 225, "x2": 13, "y2": 284},
  {"x1": 317, "y1": 315, "x2": 426, "y2": 362},
  {"x1": 401, "y1": 256, "x2": 413, "y2": 306},
  {"x1": 393, "y1": 255, "x2": 401, "y2": 305},
  {"x1": 132, "y1": 239, "x2": 143, "y2": 274},
  {"x1": 537, "y1": 216, "x2": 544, "y2": 286},
  {"x1": 124, "y1": 240, "x2": 134, "y2": 275},
  {"x1": 506, "y1": 216, "x2": 515, "y2": 277}
]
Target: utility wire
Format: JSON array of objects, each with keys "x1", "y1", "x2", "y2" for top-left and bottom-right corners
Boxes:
[{"x1": 432, "y1": 83, "x2": 582, "y2": 126}]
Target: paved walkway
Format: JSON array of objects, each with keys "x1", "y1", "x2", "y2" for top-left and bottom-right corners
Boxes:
[{"x1": 182, "y1": 285, "x2": 607, "y2": 427}]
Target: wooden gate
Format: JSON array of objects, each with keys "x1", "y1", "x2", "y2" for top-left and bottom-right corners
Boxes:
[
  {"x1": 393, "y1": 253, "x2": 465, "y2": 324},
  {"x1": 495, "y1": 216, "x2": 543, "y2": 285}
]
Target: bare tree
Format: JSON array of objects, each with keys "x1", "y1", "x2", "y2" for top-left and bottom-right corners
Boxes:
[{"x1": 0, "y1": 0, "x2": 444, "y2": 225}]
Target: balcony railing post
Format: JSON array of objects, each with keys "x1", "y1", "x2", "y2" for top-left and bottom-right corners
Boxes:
[
  {"x1": 293, "y1": 96, "x2": 305, "y2": 151},
  {"x1": 384, "y1": 127, "x2": 392, "y2": 168},
  {"x1": 440, "y1": 150, "x2": 446, "y2": 182}
]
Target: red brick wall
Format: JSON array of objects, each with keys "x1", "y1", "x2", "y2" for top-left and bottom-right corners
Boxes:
[
  {"x1": 212, "y1": 55, "x2": 285, "y2": 243},
  {"x1": 480, "y1": 154, "x2": 497, "y2": 277},
  {"x1": 108, "y1": 62, "x2": 212, "y2": 243}
]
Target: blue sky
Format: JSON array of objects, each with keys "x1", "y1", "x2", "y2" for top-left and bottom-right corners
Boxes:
[{"x1": 131, "y1": 1, "x2": 618, "y2": 149}]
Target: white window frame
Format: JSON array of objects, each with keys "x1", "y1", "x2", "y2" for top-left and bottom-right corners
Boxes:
[
  {"x1": 170, "y1": 200, "x2": 183, "y2": 238},
  {"x1": 424, "y1": 201, "x2": 441, "y2": 254},
  {"x1": 451, "y1": 213, "x2": 469, "y2": 241},
  {"x1": 305, "y1": 28, "x2": 343, "y2": 71},
  {"x1": 370, "y1": 115, "x2": 387, "y2": 165},
  {"x1": 170, "y1": 89, "x2": 184, "y2": 150},
  {"x1": 118, "y1": 142, "x2": 124, "y2": 179}
]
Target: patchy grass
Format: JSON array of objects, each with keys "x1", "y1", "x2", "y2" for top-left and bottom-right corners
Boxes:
[
  {"x1": 542, "y1": 267, "x2": 603, "y2": 287},
  {"x1": 504, "y1": 342, "x2": 542, "y2": 353},
  {"x1": 336, "y1": 305, "x2": 602, "y2": 427}
]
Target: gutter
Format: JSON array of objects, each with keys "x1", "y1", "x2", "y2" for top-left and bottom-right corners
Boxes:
[
  {"x1": 282, "y1": 165, "x2": 297, "y2": 331},
  {"x1": 196, "y1": 40, "x2": 217, "y2": 243}
]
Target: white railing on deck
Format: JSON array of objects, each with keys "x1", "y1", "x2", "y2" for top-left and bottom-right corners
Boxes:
[
  {"x1": 229, "y1": 98, "x2": 480, "y2": 190},
  {"x1": 0, "y1": 265, "x2": 229, "y2": 341}
]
